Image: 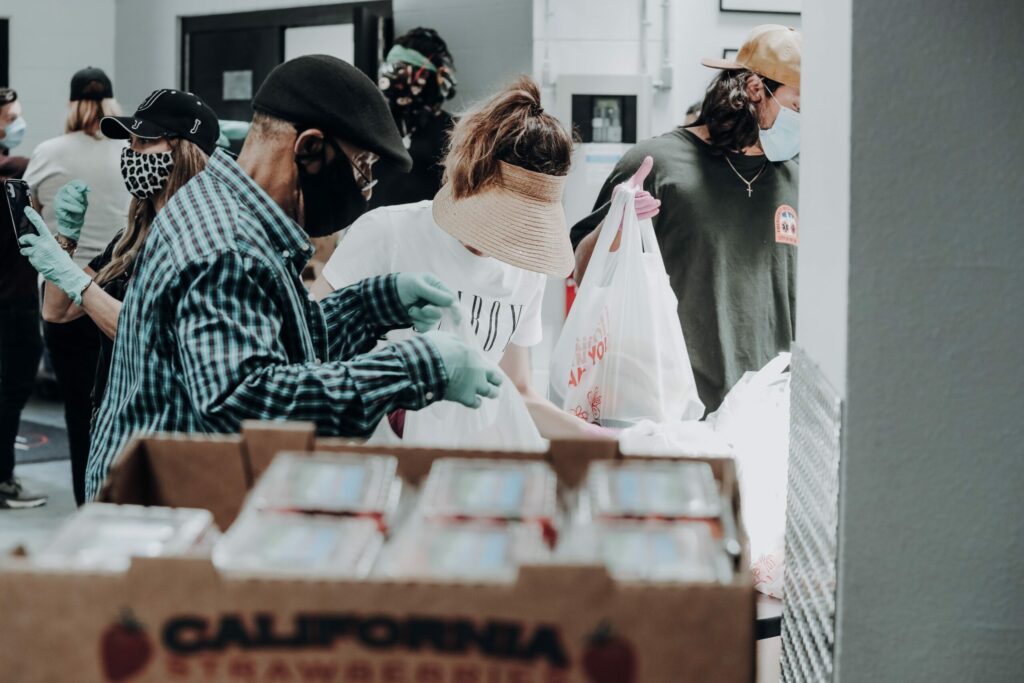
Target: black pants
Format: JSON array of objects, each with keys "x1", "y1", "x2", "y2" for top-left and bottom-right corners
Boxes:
[
  {"x1": 43, "y1": 316, "x2": 100, "y2": 505},
  {"x1": 0, "y1": 298, "x2": 43, "y2": 483}
]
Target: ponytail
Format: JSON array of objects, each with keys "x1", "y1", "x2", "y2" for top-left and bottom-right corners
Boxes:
[
  {"x1": 443, "y1": 76, "x2": 574, "y2": 199},
  {"x1": 691, "y1": 70, "x2": 783, "y2": 155}
]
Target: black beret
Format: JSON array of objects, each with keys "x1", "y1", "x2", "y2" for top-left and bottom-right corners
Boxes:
[{"x1": 252, "y1": 55, "x2": 412, "y2": 172}]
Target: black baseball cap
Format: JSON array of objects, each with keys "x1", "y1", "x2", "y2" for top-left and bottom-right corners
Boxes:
[
  {"x1": 101, "y1": 89, "x2": 220, "y2": 155},
  {"x1": 70, "y1": 67, "x2": 113, "y2": 102},
  {"x1": 252, "y1": 55, "x2": 412, "y2": 171}
]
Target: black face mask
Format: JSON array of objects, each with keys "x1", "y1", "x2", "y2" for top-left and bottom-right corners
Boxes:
[{"x1": 296, "y1": 138, "x2": 368, "y2": 238}]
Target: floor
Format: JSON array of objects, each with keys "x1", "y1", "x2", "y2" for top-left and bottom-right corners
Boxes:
[
  {"x1": 1, "y1": 396, "x2": 783, "y2": 682},
  {"x1": 0, "y1": 397, "x2": 78, "y2": 554}
]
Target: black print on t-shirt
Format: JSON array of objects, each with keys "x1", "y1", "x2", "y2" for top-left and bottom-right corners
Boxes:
[{"x1": 456, "y1": 292, "x2": 525, "y2": 353}]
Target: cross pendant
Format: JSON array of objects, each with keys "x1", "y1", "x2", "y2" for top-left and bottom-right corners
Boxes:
[{"x1": 746, "y1": 185, "x2": 753, "y2": 198}]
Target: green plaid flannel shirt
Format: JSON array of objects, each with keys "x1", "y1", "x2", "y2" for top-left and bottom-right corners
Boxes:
[{"x1": 86, "y1": 150, "x2": 446, "y2": 499}]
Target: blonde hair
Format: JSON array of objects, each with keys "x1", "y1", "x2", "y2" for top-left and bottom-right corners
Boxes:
[
  {"x1": 443, "y1": 76, "x2": 573, "y2": 200},
  {"x1": 65, "y1": 98, "x2": 122, "y2": 137},
  {"x1": 94, "y1": 138, "x2": 208, "y2": 286}
]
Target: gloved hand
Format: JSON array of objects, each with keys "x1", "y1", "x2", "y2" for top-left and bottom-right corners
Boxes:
[
  {"x1": 53, "y1": 180, "x2": 90, "y2": 241},
  {"x1": 18, "y1": 208, "x2": 92, "y2": 305},
  {"x1": 613, "y1": 155, "x2": 660, "y2": 220},
  {"x1": 396, "y1": 273, "x2": 460, "y2": 332},
  {"x1": 422, "y1": 330, "x2": 503, "y2": 408}
]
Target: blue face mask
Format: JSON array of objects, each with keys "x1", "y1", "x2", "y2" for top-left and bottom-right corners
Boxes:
[
  {"x1": 758, "y1": 89, "x2": 799, "y2": 162},
  {"x1": 2, "y1": 116, "x2": 26, "y2": 151}
]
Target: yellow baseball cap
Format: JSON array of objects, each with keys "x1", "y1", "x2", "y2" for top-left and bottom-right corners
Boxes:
[{"x1": 702, "y1": 24, "x2": 801, "y2": 89}]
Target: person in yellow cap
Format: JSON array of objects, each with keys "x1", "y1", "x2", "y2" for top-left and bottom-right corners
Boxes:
[{"x1": 572, "y1": 24, "x2": 801, "y2": 413}]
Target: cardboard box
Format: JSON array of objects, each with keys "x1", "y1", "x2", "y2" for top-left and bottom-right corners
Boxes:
[{"x1": 0, "y1": 422, "x2": 754, "y2": 683}]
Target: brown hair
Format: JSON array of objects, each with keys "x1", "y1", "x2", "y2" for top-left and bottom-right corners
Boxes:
[
  {"x1": 65, "y1": 97, "x2": 122, "y2": 137},
  {"x1": 443, "y1": 76, "x2": 574, "y2": 199},
  {"x1": 94, "y1": 138, "x2": 208, "y2": 286},
  {"x1": 689, "y1": 70, "x2": 782, "y2": 155}
]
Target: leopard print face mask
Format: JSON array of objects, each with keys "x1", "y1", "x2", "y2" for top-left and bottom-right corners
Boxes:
[{"x1": 120, "y1": 146, "x2": 175, "y2": 200}]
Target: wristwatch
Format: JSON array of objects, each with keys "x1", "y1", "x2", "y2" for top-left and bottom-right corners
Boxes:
[{"x1": 55, "y1": 234, "x2": 78, "y2": 257}]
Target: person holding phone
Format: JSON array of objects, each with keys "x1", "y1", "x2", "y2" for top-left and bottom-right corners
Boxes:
[
  {"x1": 21, "y1": 68, "x2": 130, "y2": 505},
  {"x1": 0, "y1": 87, "x2": 46, "y2": 509},
  {"x1": 17, "y1": 89, "x2": 217, "y2": 504}
]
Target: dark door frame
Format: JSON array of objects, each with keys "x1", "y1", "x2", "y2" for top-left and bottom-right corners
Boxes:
[
  {"x1": 0, "y1": 19, "x2": 9, "y2": 87},
  {"x1": 180, "y1": 2, "x2": 393, "y2": 91}
]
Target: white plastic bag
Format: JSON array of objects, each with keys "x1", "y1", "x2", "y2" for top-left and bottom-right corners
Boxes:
[
  {"x1": 707, "y1": 352, "x2": 791, "y2": 598},
  {"x1": 618, "y1": 419, "x2": 734, "y2": 459},
  {"x1": 369, "y1": 313, "x2": 547, "y2": 452},
  {"x1": 550, "y1": 186, "x2": 703, "y2": 426}
]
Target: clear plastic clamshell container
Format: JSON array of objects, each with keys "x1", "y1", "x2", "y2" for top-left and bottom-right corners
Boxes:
[
  {"x1": 583, "y1": 459, "x2": 722, "y2": 520},
  {"x1": 376, "y1": 519, "x2": 549, "y2": 582},
  {"x1": 561, "y1": 520, "x2": 732, "y2": 584},
  {"x1": 33, "y1": 503, "x2": 216, "y2": 572},
  {"x1": 213, "y1": 510, "x2": 382, "y2": 578},
  {"x1": 247, "y1": 451, "x2": 400, "y2": 518},
  {"x1": 418, "y1": 458, "x2": 558, "y2": 522}
]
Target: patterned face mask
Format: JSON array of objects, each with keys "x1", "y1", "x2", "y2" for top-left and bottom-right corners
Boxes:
[{"x1": 120, "y1": 146, "x2": 174, "y2": 199}]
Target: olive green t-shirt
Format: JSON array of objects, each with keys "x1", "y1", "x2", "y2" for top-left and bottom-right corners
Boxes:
[{"x1": 570, "y1": 127, "x2": 799, "y2": 412}]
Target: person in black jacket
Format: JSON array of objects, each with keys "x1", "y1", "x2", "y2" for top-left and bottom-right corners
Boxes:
[
  {"x1": 0, "y1": 87, "x2": 46, "y2": 509},
  {"x1": 369, "y1": 27, "x2": 458, "y2": 209}
]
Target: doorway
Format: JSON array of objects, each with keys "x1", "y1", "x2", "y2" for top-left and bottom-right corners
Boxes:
[
  {"x1": 180, "y1": 2, "x2": 392, "y2": 126},
  {"x1": 0, "y1": 19, "x2": 8, "y2": 87}
]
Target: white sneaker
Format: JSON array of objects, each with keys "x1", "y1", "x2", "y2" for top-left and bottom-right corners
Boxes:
[{"x1": 0, "y1": 477, "x2": 47, "y2": 509}]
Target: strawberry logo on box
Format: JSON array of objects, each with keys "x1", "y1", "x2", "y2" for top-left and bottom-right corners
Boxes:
[
  {"x1": 582, "y1": 621, "x2": 636, "y2": 683},
  {"x1": 100, "y1": 609, "x2": 153, "y2": 681}
]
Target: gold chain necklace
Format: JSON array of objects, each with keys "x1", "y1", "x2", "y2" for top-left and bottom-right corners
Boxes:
[{"x1": 724, "y1": 156, "x2": 769, "y2": 198}]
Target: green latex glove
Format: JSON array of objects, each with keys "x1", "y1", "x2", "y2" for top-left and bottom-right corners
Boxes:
[
  {"x1": 220, "y1": 120, "x2": 251, "y2": 141},
  {"x1": 216, "y1": 120, "x2": 253, "y2": 149},
  {"x1": 422, "y1": 330, "x2": 503, "y2": 408},
  {"x1": 18, "y1": 208, "x2": 92, "y2": 305},
  {"x1": 396, "y1": 273, "x2": 460, "y2": 333},
  {"x1": 53, "y1": 180, "x2": 89, "y2": 241}
]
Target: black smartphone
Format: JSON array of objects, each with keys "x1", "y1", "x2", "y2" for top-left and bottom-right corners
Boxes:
[{"x1": 2, "y1": 179, "x2": 37, "y2": 240}]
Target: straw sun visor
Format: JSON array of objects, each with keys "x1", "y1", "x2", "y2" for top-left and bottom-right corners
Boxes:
[{"x1": 432, "y1": 161, "x2": 575, "y2": 278}]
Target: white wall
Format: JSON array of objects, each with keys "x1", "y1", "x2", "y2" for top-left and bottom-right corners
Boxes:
[
  {"x1": 829, "y1": 0, "x2": 1024, "y2": 679},
  {"x1": 112, "y1": 0, "x2": 531, "y2": 119},
  {"x1": 533, "y1": 0, "x2": 802, "y2": 135},
  {"x1": 794, "y1": 0, "x2": 848, "y2": 394},
  {"x1": 1, "y1": 0, "x2": 117, "y2": 152}
]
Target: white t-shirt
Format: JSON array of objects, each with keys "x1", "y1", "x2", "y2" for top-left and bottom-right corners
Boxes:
[
  {"x1": 322, "y1": 201, "x2": 546, "y2": 363},
  {"x1": 24, "y1": 132, "x2": 130, "y2": 267}
]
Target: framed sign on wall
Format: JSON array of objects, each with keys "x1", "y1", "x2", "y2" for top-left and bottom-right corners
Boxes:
[{"x1": 720, "y1": 0, "x2": 800, "y2": 14}]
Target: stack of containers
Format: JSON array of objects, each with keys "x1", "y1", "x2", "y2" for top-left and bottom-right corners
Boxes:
[
  {"x1": 376, "y1": 458, "x2": 558, "y2": 581},
  {"x1": 33, "y1": 503, "x2": 218, "y2": 572},
  {"x1": 213, "y1": 452, "x2": 401, "y2": 577},
  {"x1": 563, "y1": 460, "x2": 736, "y2": 583}
]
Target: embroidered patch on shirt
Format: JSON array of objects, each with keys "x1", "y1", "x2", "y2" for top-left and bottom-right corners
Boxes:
[{"x1": 775, "y1": 205, "x2": 799, "y2": 245}]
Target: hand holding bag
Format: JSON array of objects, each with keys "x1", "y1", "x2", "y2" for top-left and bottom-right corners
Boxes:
[{"x1": 550, "y1": 186, "x2": 703, "y2": 426}]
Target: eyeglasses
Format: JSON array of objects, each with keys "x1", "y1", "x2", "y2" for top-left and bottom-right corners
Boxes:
[{"x1": 351, "y1": 151, "x2": 379, "y2": 195}]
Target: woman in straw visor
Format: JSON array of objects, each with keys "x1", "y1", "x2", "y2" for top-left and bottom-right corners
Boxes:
[{"x1": 313, "y1": 76, "x2": 652, "y2": 438}]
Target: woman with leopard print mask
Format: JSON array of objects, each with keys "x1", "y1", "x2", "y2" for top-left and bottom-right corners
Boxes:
[{"x1": 18, "y1": 89, "x2": 219, "y2": 430}]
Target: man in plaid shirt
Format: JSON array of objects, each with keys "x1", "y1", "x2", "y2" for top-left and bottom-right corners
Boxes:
[{"x1": 86, "y1": 57, "x2": 501, "y2": 499}]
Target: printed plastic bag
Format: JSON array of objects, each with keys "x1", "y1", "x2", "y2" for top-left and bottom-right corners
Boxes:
[
  {"x1": 549, "y1": 186, "x2": 703, "y2": 426},
  {"x1": 707, "y1": 352, "x2": 791, "y2": 598},
  {"x1": 369, "y1": 312, "x2": 547, "y2": 452}
]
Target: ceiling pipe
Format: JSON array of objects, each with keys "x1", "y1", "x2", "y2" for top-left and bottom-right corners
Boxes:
[{"x1": 654, "y1": 0, "x2": 673, "y2": 90}]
